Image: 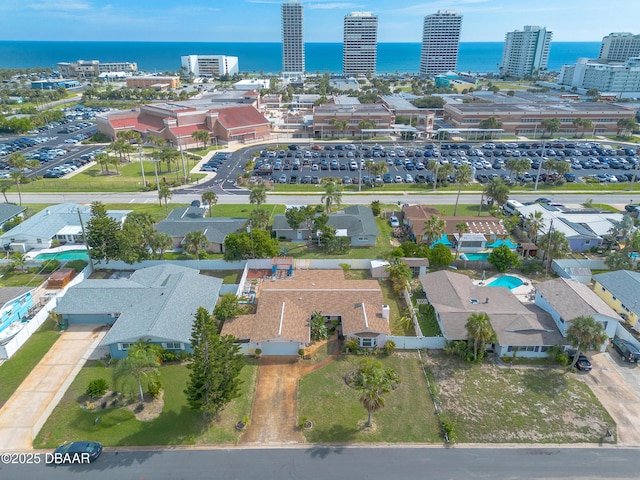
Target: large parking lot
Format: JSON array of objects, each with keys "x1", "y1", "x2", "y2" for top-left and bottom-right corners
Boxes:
[
  {"x1": 0, "y1": 105, "x2": 105, "y2": 179},
  {"x1": 203, "y1": 140, "x2": 639, "y2": 188}
]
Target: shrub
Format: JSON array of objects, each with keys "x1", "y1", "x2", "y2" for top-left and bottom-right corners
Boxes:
[
  {"x1": 159, "y1": 349, "x2": 178, "y2": 363},
  {"x1": 65, "y1": 259, "x2": 88, "y2": 272},
  {"x1": 85, "y1": 378, "x2": 109, "y2": 399},
  {"x1": 176, "y1": 350, "x2": 192, "y2": 361},
  {"x1": 370, "y1": 200, "x2": 381, "y2": 216},
  {"x1": 40, "y1": 259, "x2": 61, "y2": 273},
  {"x1": 345, "y1": 337, "x2": 360, "y2": 353},
  {"x1": 147, "y1": 380, "x2": 163, "y2": 398},
  {"x1": 298, "y1": 348, "x2": 305, "y2": 356},
  {"x1": 383, "y1": 340, "x2": 396, "y2": 355},
  {"x1": 254, "y1": 348, "x2": 262, "y2": 356},
  {"x1": 440, "y1": 415, "x2": 458, "y2": 444},
  {"x1": 519, "y1": 258, "x2": 543, "y2": 275}
]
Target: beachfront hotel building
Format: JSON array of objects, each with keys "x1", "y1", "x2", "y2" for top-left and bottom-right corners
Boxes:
[
  {"x1": 442, "y1": 101, "x2": 636, "y2": 136},
  {"x1": 281, "y1": 0, "x2": 305, "y2": 78},
  {"x1": 599, "y1": 32, "x2": 640, "y2": 62},
  {"x1": 559, "y1": 57, "x2": 640, "y2": 98},
  {"x1": 180, "y1": 55, "x2": 239, "y2": 78},
  {"x1": 500, "y1": 26, "x2": 552, "y2": 78},
  {"x1": 57, "y1": 60, "x2": 138, "y2": 78},
  {"x1": 343, "y1": 12, "x2": 378, "y2": 76},
  {"x1": 419, "y1": 10, "x2": 462, "y2": 75}
]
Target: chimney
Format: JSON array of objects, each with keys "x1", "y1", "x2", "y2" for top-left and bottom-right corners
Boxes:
[{"x1": 381, "y1": 304, "x2": 390, "y2": 319}]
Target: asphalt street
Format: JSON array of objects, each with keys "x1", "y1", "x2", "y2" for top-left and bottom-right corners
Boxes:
[{"x1": 1, "y1": 446, "x2": 637, "y2": 480}]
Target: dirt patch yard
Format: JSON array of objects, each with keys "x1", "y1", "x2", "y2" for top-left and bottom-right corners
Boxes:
[{"x1": 426, "y1": 352, "x2": 616, "y2": 444}]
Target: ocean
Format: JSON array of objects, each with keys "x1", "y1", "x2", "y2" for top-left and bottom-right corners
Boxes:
[{"x1": 0, "y1": 41, "x2": 600, "y2": 75}]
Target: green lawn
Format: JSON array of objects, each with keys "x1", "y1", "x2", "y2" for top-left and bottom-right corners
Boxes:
[
  {"x1": 202, "y1": 270, "x2": 242, "y2": 284},
  {"x1": 18, "y1": 161, "x2": 206, "y2": 193},
  {"x1": 416, "y1": 304, "x2": 442, "y2": 337},
  {"x1": 0, "y1": 319, "x2": 60, "y2": 408},
  {"x1": 0, "y1": 271, "x2": 48, "y2": 288},
  {"x1": 298, "y1": 352, "x2": 441, "y2": 443},
  {"x1": 35, "y1": 359, "x2": 259, "y2": 447},
  {"x1": 379, "y1": 279, "x2": 413, "y2": 336},
  {"x1": 429, "y1": 354, "x2": 616, "y2": 443}
]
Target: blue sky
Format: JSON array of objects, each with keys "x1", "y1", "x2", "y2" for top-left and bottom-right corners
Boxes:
[{"x1": 1, "y1": 0, "x2": 638, "y2": 43}]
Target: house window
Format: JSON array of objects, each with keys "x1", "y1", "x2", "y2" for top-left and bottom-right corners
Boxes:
[
  {"x1": 119, "y1": 343, "x2": 135, "y2": 351},
  {"x1": 360, "y1": 338, "x2": 376, "y2": 348},
  {"x1": 163, "y1": 342, "x2": 183, "y2": 350},
  {"x1": 540, "y1": 346, "x2": 549, "y2": 352},
  {"x1": 357, "y1": 236, "x2": 368, "y2": 241},
  {"x1": 584, "y1": 240, "x2": 591, "y2": 245},
  {"x1": 37, "y1": 239, "x2": 42, "y2": 244},
  {"x1": 612, "y1": 295, "x2": 617, "y2": 301}
]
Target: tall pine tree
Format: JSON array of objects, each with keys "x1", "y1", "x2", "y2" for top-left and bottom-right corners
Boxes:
[
  {"x1": 185, "y1": 307, "x2": 245, "y2": 419},
  {"x1": 86, "y1": 201, "x2": 121, "y2": 263}
]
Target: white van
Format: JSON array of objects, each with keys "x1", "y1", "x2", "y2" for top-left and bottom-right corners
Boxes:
[{"x1": 503, "y1": 200, "x2": 525, "y2": 216}]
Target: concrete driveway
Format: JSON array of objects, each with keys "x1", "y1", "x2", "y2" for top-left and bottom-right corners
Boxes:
[
  {"x1": 0, "y1": 325, "x2": 105, "y2": 451},
  {"x1": 580, "y1": 351, "x2": 640, "y2": 446}
]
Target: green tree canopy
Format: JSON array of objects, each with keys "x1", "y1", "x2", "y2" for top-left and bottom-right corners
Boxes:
[
  {"x1": 566, "y1": 316, "x2": 607, "y2": 369},
  {"x1": 465, "y1": 312, "x2": 496, "y2": 362},
  {"x1": 112, "y1": 342, "x2": 161, "y2": 403},
  {"x1": 185, "y1": 307, "x2": 245, "y2": 419},
  {"x1": 86, "y1": 201, "x2": 121, "y2": 263},
  {"x1": 488, "y1": 245, "x2": 521, "y2": 272}
]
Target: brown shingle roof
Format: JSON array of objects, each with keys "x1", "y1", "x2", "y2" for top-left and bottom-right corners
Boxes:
[
  {"x1": 419, "y1": 271, "x2": 563, "y2": 346},
  {"x1": 213, "y1": 105, "x2": 270, "y2": 131},
  {"x1": 221, "y1": 270, "x2": 390, "y2": 343}
]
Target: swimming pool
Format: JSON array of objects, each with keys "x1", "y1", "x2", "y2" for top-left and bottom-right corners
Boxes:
[
  {"x1": 463, "y1": 252, "x2": 490, "y2": 261},
  {"x1": 487, "y1": 275, "x2": 524, "y2": 290},
  {"x1": 34, "y1": 249, "x2": 89, "y2": 261}
]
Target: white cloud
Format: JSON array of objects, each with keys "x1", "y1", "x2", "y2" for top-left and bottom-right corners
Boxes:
[
  {"x1": 27, "y1": 1, "x2": 91, "y2": 11},
  {"x1": 307, "y1": 2, "x2": 364, "y2": 9}
]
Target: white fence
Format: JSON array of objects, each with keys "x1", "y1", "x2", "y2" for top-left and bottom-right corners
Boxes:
[
  {"x1": 0, "y1": 265, "x2": 90, "y2": 359},
  {"x1": 615, "y1": 324, "x2": 640, "y2": 350},
  {"x1": 386, "y1": 335, "x2": 446, "y2": 350},
  {"x1": 93, "y1": 259, "x2": 247, "y2": 271},
  {"x1": 402, "y1": 287, "x2": 423, "y2": 337}
]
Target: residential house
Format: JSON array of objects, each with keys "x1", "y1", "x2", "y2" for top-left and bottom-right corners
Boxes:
[
  {"x1": 516, "y1": 203, "x2": 624, "y2": 252},
  {"x1": 420, "y1": 270, "x2": 563, "y2": 357},
  {"x1": 535, "y1": 277, "x2": 621, "y2": 350},
  {"x1": 0, "y1": 204, "x2": 26, "y2": 232},
  {"x1": 55, "y1": 264, "x2": 222, "y2": 358},
  {"x1": 402, "y1": 204, "x2": 508, "y2": 250},
  {"x1": 221, "y1": 269, "x2": 391, "y2": 355},
  {"x1": 592, "y1": 270, "x2": 640, "y2": 330},
  {"x1": 0, "y1": 203, "x2": 130, "y2": 253},
  {"x1": 272, "y1": 205, "x2": 379, "y2": 247},
  {"x1": 154, "y1": 206, "x2": 247, "y2": 254}
]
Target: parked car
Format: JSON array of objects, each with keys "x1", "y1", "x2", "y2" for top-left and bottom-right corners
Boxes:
[
  {"x1": 389, "y1": 216, "x2": 400, "y2": 228},
  {"x1": 570, "y1": 353, "x2": 592, "y2": 372},
  {"x1": 49, "y1": 441, "x2": 102, "y2": 464},
  {"x1": 611, "y1": 339, "x2": 640, "y2": 363}
]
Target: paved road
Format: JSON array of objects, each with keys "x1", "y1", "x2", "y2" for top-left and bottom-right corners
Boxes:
[
  {"x1": 1, "y1": 446, "x2": 638, "y2": 479},
  {"x1": 5, "y1": 191, "x2": 640, "y2": 207}
]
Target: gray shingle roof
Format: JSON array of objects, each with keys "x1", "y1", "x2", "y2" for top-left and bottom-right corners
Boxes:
[
  {"x1": 536, "y1": 277, "x2": 622, "y2": 321},
  {"x1": 273, "y1": 206, "x2": 378, "y2": 238},
  {"x1": 0, "y1": 287, "x2": 33, "y2": 308},
  {"x1": 55, "y1": 264, "x2": 222, "y2": 346},
  {"x1": 155, "y1": 217, "x2": 246, "y2": 245},
  {"x1": 0, "y1": 203, "x2": 130, "y2": 242},
  {"x1": 0, "y1": 204, "x2": 25, "y2": 225},
  {"x1": 593, "y1": 270, "x2": 640, "y2": 317}
]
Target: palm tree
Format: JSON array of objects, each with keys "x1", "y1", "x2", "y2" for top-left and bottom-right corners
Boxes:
[
  {"x1": 201, "y1": 190, "x2": 218, "y2": 217},
  {"x1": 310, "y1": 311, "x2": 329, "y2": 341},
  {"x1": 149, "y1": 231, "x2": 173, "y2": 259},
  {"x1": 427, "y1": 159, "x2": 440, "y2": 191},
  {"x1": 95, "y1": 152, "x2": 111, "y2": 174},
  {"x1": 8, "y1": 153, "x2": 27, "y2": 205},
  {"x1": 465, "y1": 312, "x2": 495, "y2": 361},
  {"x1": 0, "y1": 180, "x2": 12, "y2": 203},
  {"x1": 455, "y1": 221, "x2": 469, "y2": 259},
  {"x1": 538, "y1": 229, "x2": 570, "y2": 271},
  {"x1": 321, "y1": 181, "x2": 342, "y2": 213},
  {"x1": 481, "y1": 177, "x2": 509, "y2": 216},
  {"x1": 329, "y1": 118, "x2": 349, "y2": 137},
  {"x1": 478, "y1": 116, "x2": 503, "y2": 138},
  {"x1": 9, "y1": 171, "x2": 24, "y2": 206},
  {"x1": 158, "y1": 184, "x2": 172, "y2": 209},
  {"x1": 453, "y1": 164, "x2": 472, "y2": 216},
  {"x1": 540, "y1": 118, "x2": 561, "y2": 138},
  {"x1": 423, "y1": 214, "x2": 445, "y2": 245},
  {"x1": 183, "y1": 230, "x2": 209, "y2": 260},
  {"x1": 10, "y1": 251, "x2": 28, "y2": 272},
  {"x1": 617, "y1": 118, "x2": 638, "y2": 138},
  {"x1": 566, "y1": 316, "x2": 607, "y2": 369},
  {"x1": 524, "y1": 211, "x2": 544, "y2": 257},
  {"x1": 249, "y1": 184, "x2": 267, "y2": 208},
  {"x1": 191, "y1": 130, "x2": 210, "y2": 148},
  {"x1": 356, "y1": 359, "x2": 397, "y2": 428},
  {"x1": 112, "y1": 342, "x2": 160, "y2": 403}
]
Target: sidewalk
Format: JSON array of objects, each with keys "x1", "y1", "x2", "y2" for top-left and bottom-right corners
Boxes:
[{"x1": 0, "y1": 325, "x2": 106, "y2": 451}]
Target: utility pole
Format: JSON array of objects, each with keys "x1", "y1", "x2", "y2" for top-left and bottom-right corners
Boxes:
[
  {"x1": 534, "y1": 140, "x2": 546, "y2": 191},
  {"x1": 138, "y1": 145, "x2": 146, "y2": 186},
  {"x1": 178, "y1": 136, "x2": 187, "y2": 182},
  {"x1": 544, "y1": 218, "x2": 554, "y2": 278}
]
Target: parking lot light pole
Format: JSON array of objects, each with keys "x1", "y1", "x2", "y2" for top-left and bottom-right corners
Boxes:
[
  {"x1": 534, "y1": 140, "x2": 546, "y2": 191},
  {"x1": 630, "y1": 148, "x2": 640, "y2": 192},
  {"x1": 138, "y1": 145, "x2": 146, "y2": 186}
]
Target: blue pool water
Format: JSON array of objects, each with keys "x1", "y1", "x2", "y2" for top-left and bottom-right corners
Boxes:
[
  {"x1": 464, "y1": 252, "x2": 490, "y2": 261},
  {"x1": 34, "y1": 249, "x2": 88, "y2": 261},
  {"x1": 487, "y1": 276, "x2": 524, "y2": 290}
]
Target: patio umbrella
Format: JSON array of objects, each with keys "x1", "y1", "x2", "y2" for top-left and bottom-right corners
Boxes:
[{"x1": 481, "y1": 270, "x2": 486, "y2": 281}]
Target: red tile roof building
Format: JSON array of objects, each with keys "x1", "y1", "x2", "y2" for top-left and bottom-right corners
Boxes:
[{"x1": 96, "y1": 101, "x2": 271, "y2": 146}]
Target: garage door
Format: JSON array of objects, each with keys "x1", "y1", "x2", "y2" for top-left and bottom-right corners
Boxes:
[{"x1": 260, "y1": 341, "x2": 300, "y2": 356}]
